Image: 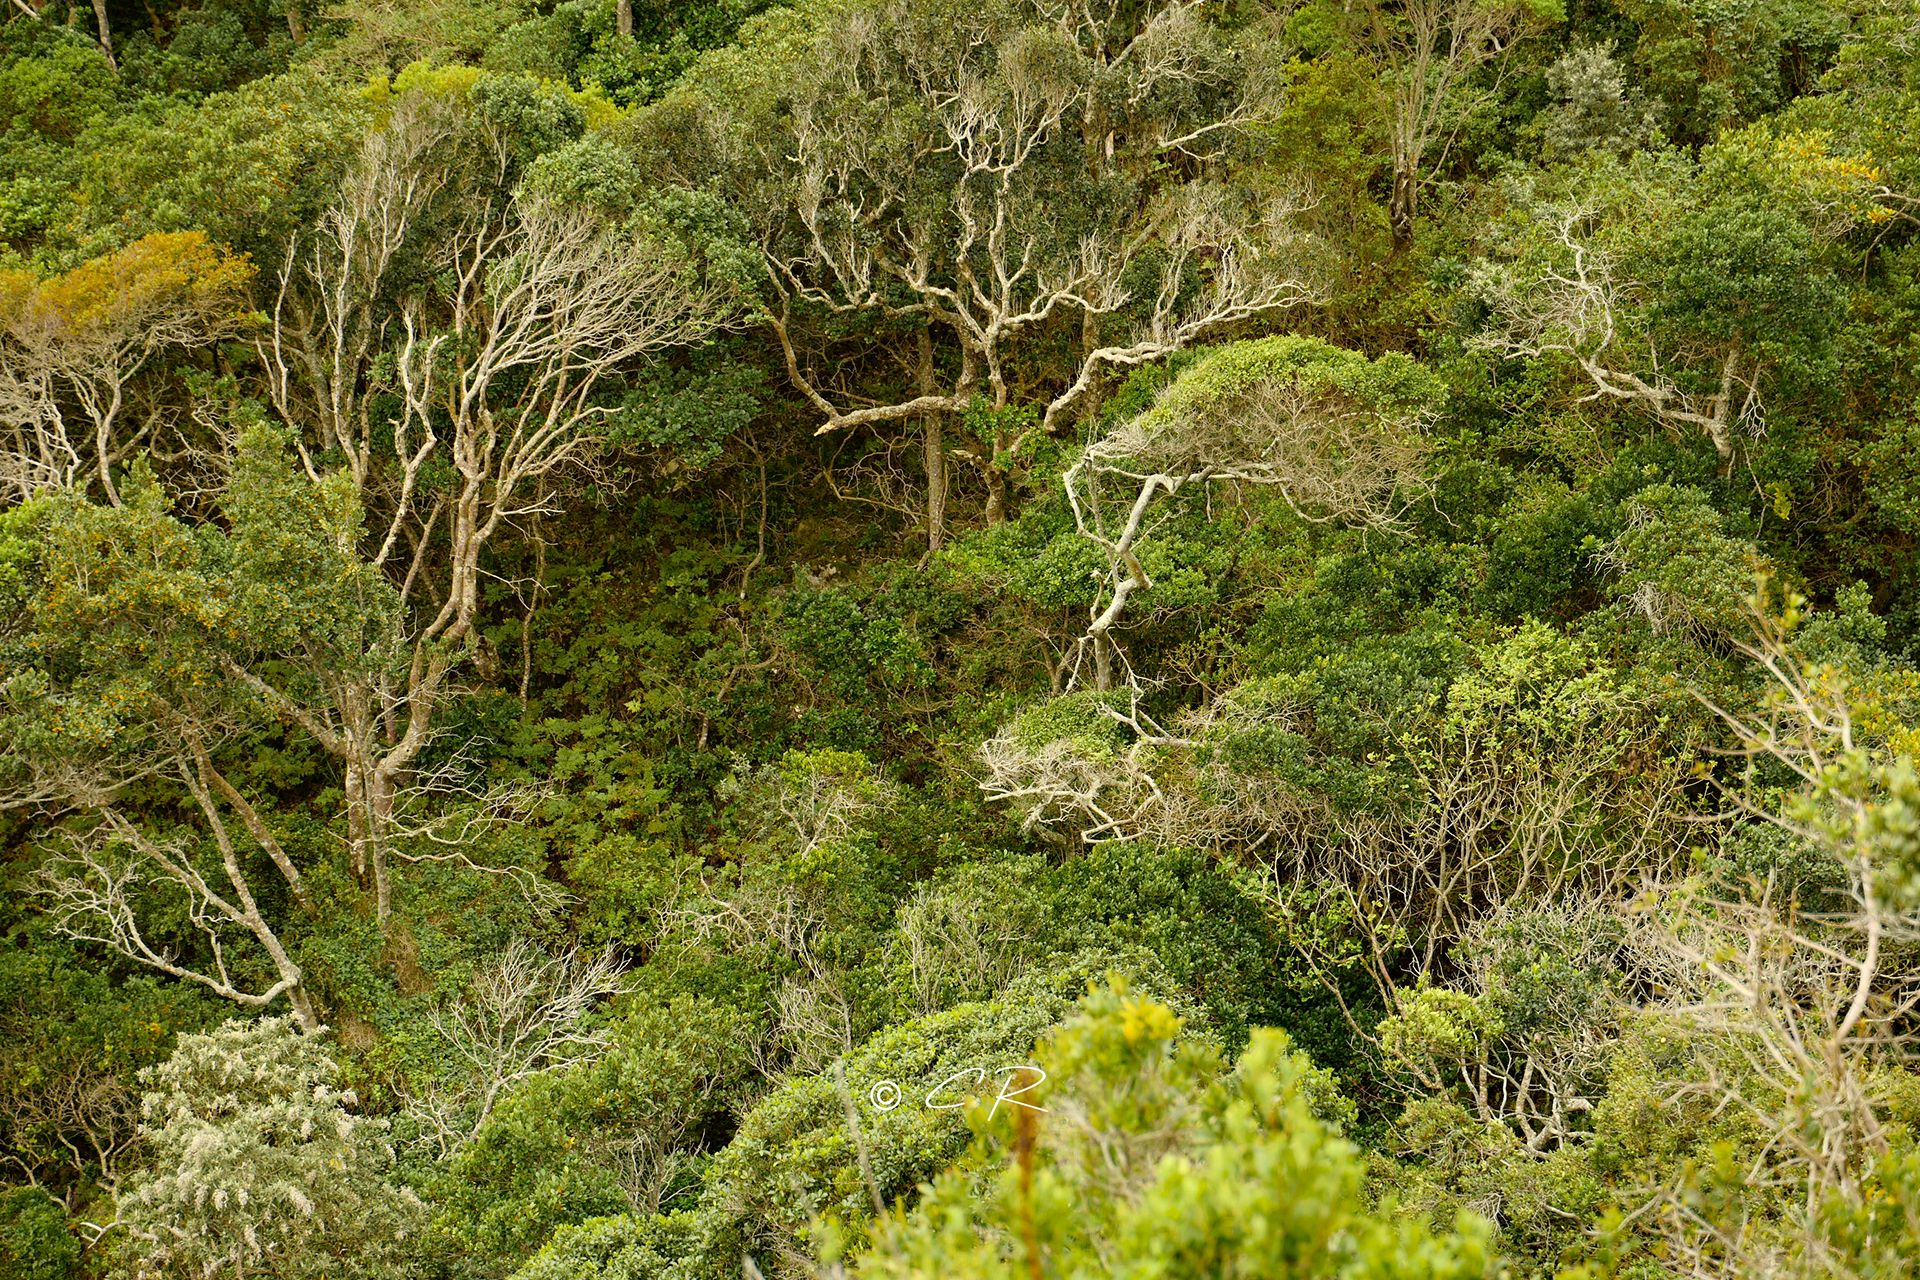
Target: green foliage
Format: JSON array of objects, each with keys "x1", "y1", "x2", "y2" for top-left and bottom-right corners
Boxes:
[
  {"x1": 0, "y1": 26, "x2": 116, "y2": 141},
  {"x1": 1481, "y1": 482, "x2": 1607, "y2": 622},
  {"x1": 485, "y1": 0, "x2": 779, "y2": 107},
  {"x1": 943, "y1": 497, "x2": 1104, "y2": 615},
  {"x1": 776, "y1": 575, "x2": 946, "y2": 705},
  {"x1": 69, "y1": 65, "x2": 369, "y2": 257},
  {"x1": 0, "y1": 499, "x2": 39, "y2": 627},
  {"x1": 471, "y1": 72, "x2": 588, "y2": 172},
  {"x1": 1540, "y1": 42, "x2": 1661, "y2": 159},
  {"x1": 5, "y1": 426, "x2": 397, "y2": 773},
  {"x1": 0, "y1": 941, "x2": 216, "y2": 1199},
  {"x1": 12, "y1": 3, "x2": 1920, "y2": 1277},
  {"x1": 0, "y1": 24, "x2": 116, "y2": 249},
  {"x1": 1005, "y1": 691, "x2": 1132, "y2": 761},
  {"x1": 1618, "y1": 0, "x2": 1843, "y2": 148},
  {"x1": 0, "y1": 1184, "x2": 80, "y2": 1280},
  {"x1": 511, "y1": 955, "x2": 1198, "y2": 1280},
  {"x1": 117, "y1": 1, "x2": 297, "y2": 100},
  {"x1": 1813, "y1": 1140, "x2": 1920, "y2": 1278},
  {"x1": 838, "y1": 981, "x2": 1486, "y2": 1280},
  {"x1": 1596, "y1": 482, "x2": 1768, "y2": 653},
  {"x1": 606, "y1": 353, "x2": 766, "y2": 467},
  {"x1": 1134, "y1": 334, "x2": 1447, "y2": 438}
]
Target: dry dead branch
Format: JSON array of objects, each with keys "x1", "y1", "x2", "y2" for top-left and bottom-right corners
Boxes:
[
  {"x1": 1469, "y1": 202, "x2": 1763, "y2": 462},
  {"x1": 404, "y1": 938, "x2": 625, "y2": 1158}
]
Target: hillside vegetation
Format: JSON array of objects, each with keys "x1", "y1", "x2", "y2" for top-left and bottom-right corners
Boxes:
[{"x1": 5, "y1": 2, "x2": 1920, "y2": 1278}]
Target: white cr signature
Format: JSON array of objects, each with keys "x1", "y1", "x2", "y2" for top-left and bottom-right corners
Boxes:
[{"x1": 868, "y1": 1064, "x2": 1048, "y2": 1117}]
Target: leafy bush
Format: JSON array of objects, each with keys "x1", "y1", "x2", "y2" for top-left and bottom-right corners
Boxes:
[
  {"x1": 838, "y1": 981, "x2": 1484, "y2": 1280},
  {"x1": 0, "y1": 1185, "x2": 79, "y2": 1280}
]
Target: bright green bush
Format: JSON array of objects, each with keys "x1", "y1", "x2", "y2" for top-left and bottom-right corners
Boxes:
[{"x1": 838, "y1": 980, "x2": 1484, "y2": 1280}]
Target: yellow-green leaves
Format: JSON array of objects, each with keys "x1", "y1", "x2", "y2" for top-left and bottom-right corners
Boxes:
[{"x1": 854, "y1": 981, "x2": 1485, "y2": 1280}]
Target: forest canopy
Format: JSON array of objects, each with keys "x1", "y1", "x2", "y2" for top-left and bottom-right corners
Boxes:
[{"x1": 4, "y1": 2, "x2": 1920, "y2": 1279}]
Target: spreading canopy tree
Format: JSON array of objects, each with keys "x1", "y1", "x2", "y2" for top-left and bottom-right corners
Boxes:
[
  {"x1": 634, "y1": 0, "x2": 1325, "y2": 543},
  {"x1": 1469, "y1": 128, "x2": 1879, "y2": 467},
  {"x1": 1061, "y1": 335, "x2": 1440, "y2": 690}
]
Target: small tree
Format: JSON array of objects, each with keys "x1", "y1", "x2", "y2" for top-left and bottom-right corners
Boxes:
[
  {"x1": 257, "y1": 85, "x2": 743, "y2": 930},
  {"x1": 11, "y1": 451, "x2": 356, "y2": 1032},
  {"x1": 1541, "y1": 42, "x2": 1660, "y2": 159},
  {"x1": 1311, "y1": 0, "x2": 1562, "y2": 251},
  {"x1": 404, "y1": 939, "x2": 626, "y2": 1159},
  {"x1": 114, "y1": 1016, "x2": 425, "y2": 1280}
]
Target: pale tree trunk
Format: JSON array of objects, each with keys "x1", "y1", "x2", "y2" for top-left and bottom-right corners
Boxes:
[
  {"x1": 168, "y1": 778, "x2": 323, "y2": 1034},
  {"x1": 923, "y1": 415, "x2": 946, "y2": 552},
  {"x1": 343, "y1": 756, "x2": 401, "y2": 934},
  {"x1": 188, "y1": 735, "x2": 314, "y2": 913},
  {"x1": 89, "y1": 0, "x2": 115, "y2": 70},
  {"x1": 340, "y1": 677, "x2": 379, "y2": 883},
  {"x1": 617, "y1": 0, "x2": 632, "y2": 38},
  {"x1": 286, "y1": 5, "x2": 305, "y2": 42},
  {"x1": 345, "y1": 758, "x2": 371, "y2": 880},
  {"x1": 288, "y1": 985, "x2": 319, "y2": 1032},
  {"x1": 370, "y1": 767, "x2": 396, "y2": 931},
  {"x1": 919, "y1": 327, "x2": 945, "y2": 554},
  {"x1": 1389, "y1": 166, "x2": 1417, "y2": 254},
  {"x1": 1079, "y1": 309, "x2": 1105, "y2": 425}
]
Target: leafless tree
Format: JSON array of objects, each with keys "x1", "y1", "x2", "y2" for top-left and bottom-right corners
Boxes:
[
  {"x1": 765, "y1": 756, "x2": 896, "y2": 863},
  {"x1": 977, "y1": 690, "x2": 1185, "y2": 837},
  {"x1": 11, "y1": 89, "x2": 729, "y2": 1033},
  {"x1": 1381, "y1": 901, "x2": 1629, "y2": 1159},
  {"x1": 19, "y1": 643, "x2": 564, "y2": 1031},
  {"x1": 893, "y1": 876, "x2": 1034, "y2": 1015},
  {"x1": 664, "y1": 874, "x2": 857, "y2": 1082},
  {"x1": 772, "y1": 975, "x2": 858, "y2": 1077},
  {"x1": 1258, "y1": 698, "x2": 1693, "y2": 1043},
  {"x1": 981, "y1": 630, "x2": 1697, "y2": 1058},
  {"x1": 374, "y1": 746, "x2": 566, "y2": 908},
  {"x1": 651, "y1": 758, "x2": 896, "y2": 1078},
  {"x1": 405, "y1": 938, "x2": 625, "y2": 1158},
  {"x1": 252, "y1": 92, "x2": 741, "y2": 932}
]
